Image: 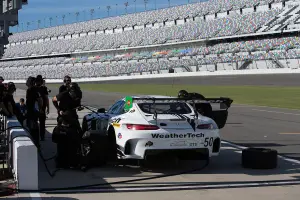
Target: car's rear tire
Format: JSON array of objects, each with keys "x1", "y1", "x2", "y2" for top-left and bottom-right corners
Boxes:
[
  {"x1": 82, "y1": 117, "x2": 88, "y2": 133},
  {"x1": 107, "y1": 126, "x2": 117, "y2": 161},
  {"x1": 242, "y1": 148, "x2": 278, "y2": 169}
]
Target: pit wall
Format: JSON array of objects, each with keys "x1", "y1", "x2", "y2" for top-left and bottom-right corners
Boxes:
[{"x1": 4, "y1": 68, "x2": 300, "y2": 84}]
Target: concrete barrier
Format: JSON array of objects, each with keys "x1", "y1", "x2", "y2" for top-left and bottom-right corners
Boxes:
[
  {"x1": 5, "y1": 68, "x2": 300, "y2": 84},
  {"x1": 5, "y1": 116, "x2": 39, "y2": 191}
]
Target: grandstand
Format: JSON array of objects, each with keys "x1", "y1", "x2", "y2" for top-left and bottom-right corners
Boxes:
[{"x1": 1, "y1": 0, "x2": 300, "y2": 80}]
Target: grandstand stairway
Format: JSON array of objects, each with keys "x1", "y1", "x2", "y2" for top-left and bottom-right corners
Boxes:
[
  {"x1": 239, "y1": 60, "x2": 252, "y2": 70},
  {"x1": 257, "y1": 2, "x2": 300, "y2": 32},
  {"x1": 272, "y1": 58, "x2": 285, "y2": 68}
]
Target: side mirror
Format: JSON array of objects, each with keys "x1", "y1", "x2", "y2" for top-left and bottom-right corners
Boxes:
[{"x1": 97, "y1": 108, "x2": 106, "y2": 113}]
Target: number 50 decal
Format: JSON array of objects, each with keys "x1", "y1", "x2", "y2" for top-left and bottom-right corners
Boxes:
[{"x1": 204, "y1": 137, "x2": 214, "y2": 147}]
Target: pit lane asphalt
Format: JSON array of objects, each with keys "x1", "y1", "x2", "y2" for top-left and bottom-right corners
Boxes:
[{"x1": 16, "y1": 73, "x2": 300, "y2": 160}]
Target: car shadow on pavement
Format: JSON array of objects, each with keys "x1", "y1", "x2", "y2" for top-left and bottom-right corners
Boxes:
[
  {"x1": 5, "y1": 198, "x2": 79, "y2": 200},
  {"x1": 38, "y1": 130, "x2": 155, "y2": 192}
]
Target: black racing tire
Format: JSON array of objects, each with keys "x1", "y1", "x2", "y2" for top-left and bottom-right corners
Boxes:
[
  {"x1": 81, "y1": 117, "x2": 88, "y2": 133},
  {"x1": 107, "y1": 126, "x2": 117, "y2": 161},
  {"x1": 242, "y1": 148, "x2": 278, "y2": 169}
]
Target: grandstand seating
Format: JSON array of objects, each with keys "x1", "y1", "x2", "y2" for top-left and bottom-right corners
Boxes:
[
  {"x1": 1, "y1": 0, "x2": 300, "y2": 80},
  {"x1": 3, "y1": 8, "x2": 282, "y2": 58}
]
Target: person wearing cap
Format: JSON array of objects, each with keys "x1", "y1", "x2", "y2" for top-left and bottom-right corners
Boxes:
[{"x1": 35, "y1": 75, "x2": 49, "y2": 141}]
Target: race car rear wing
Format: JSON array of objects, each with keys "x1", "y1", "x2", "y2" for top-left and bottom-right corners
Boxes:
[
  {"x1": 128, "y1": 97, "x2": 233, "y2": 110},
  {"x1": 124, "y1": 96, "x2": 233, "y2": 128}
]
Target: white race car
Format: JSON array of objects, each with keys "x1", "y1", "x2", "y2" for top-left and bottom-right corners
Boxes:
[{"x1": 82, "y1": 95, "x2": 233, "y2": 162}]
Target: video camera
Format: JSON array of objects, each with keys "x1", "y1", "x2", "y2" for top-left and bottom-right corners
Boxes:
[
  {"x1": 67, "y1": 83, "x2": 82, "y2": 103},
  {"x1": 0, "y1": 82, "x2": 16, "y2": 95}
]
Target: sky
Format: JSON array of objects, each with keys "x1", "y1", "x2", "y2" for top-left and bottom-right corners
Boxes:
[{"x1": 12, "y1": 0, "x2": 206, "y2": 32}]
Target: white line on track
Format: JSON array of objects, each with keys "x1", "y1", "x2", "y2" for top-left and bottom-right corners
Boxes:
[
  {"x1": 45, "y1": 180, "x2": 300, "y2": 193},
  {"x1": 30, "y1": 192, "x2": 42, "y2": 200},
  {"x1": 222, "y1": 141, "x2": 300, "y2": 164},
  {"x1": 250, "y1": 109, "x2": 300, "y2": 116},
  {"x1": 232, "y1": 103, "x2": 300, "y2": 111}
]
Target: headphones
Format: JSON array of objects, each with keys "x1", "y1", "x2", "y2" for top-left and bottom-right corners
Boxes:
[
  {"x1": 63, "y1": 75, "x2": 71, "y2": 83},
  {"x1": 7, "y1": 82, "x2": 16, "y2": 93}
]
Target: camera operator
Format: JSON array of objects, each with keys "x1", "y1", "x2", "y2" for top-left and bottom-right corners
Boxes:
[
  {"x1": 26, "y1": 76, "x2": 43, "y2": 146},
  {"x1": 35, "y1": 75, "x2": 49, "y2": 141},
  {"x1": 52, "y1": 82, "x2": 83, "y2": 168}
]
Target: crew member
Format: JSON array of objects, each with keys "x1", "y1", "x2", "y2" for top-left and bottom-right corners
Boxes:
[
  {"x1": 36, "y1": 75, "x2": 49, "y2": 141},
  {"x1": 57, "y1": 75, "x2": 71, "y2": 122},
  {"x1": 0, "y1": 83, "x2": 12, "y2": 117},
  {"x1": 43, "y1": 79, "x2": 51, "y2": 94},
  {"x1": 26, "y1": 76, "x2": 43, "y2": 146},
  {"x1": 52, "y1": 82, "x2": 83, "y2": 168},
  {"x1": 59, "y1": 75, "x2": 71, "y2": 93},
  {"x1": 3, "y1": 82, "x2": 22, "y2": 120},
  {"x1": 15, "y1": 98, "x2": 27, "y2": 126},
  {"x1": 178, "y1": 90, "x2": 189, "y2": 99},
  {"x1": 178, "y1": 90, "x2": 212, "y2": 117}
]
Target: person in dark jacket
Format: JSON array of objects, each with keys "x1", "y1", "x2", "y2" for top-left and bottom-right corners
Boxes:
[
  {"x1": 26, "y1": 76, "x2": 43, "y2": 146},
  {"x1": 3, "y1": 82, "x2": 22, "y2": 120},
  {"x1": 52, "y1": 82, "x2": 83, "y2": 168},
  {"x1": 57, "y1": 75, "x2": 72, "y2": 123},
  {"x1": 0, "y1": 83, "x2": 11, "y2": 117},
  {"x1": 15, "y1": 98, "x2": 27, "y2": 125},
  {"x1": 35, "y1": 75, "x2": 49, "y2": 141}
]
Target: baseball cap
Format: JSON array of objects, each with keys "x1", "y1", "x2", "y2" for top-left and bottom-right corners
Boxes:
[{"x1": 36, "y1": 75, "x2": 43, "y2": 80}]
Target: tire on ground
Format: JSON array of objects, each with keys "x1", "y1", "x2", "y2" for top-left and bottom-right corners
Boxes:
[
  {"x1": 242, "y1": 148, "x2": 278, "y2": 169},
  {"x1": 107, "y1": 126, "x2": 117, "y2": 161},
  {"x1": 81, "y1": 117, "x2": 88, "y2": 133}
]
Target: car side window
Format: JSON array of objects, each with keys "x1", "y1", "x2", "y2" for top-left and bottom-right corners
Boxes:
[
  {"x1": 107, "y1": 100, "x2": 123, "y2": 114},
  {"x1": 115, "y1": 100, "x2": 126, "y2": 115}
]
